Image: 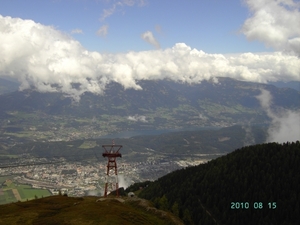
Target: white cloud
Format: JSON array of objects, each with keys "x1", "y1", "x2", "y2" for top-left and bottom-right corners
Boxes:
[
  {"x1": 155, "y1": 25, "x2": 162, "y2": 34},
  {"x1": 97, "y1": 25, "x2": 109, "y2": 37},
  {"x1": 256, "y1": 89, "x2": 300, "y2": 143},
  {"x1": 71, "y1": 29, "x2": 83, "y2": 34},
  {"x1": 127, "y1": 114, "x2": 148, "y2": 122},
  {"x1": 0, "y1": 15, "x2": 299, "y2": 101},
  {"x1": 141, "y1": 31, "x2": 160, "y2": 49},
  {"x1": 100, "y1": 2, "x2": 122, "y2": 21},
  {"x1": 268, "y1": 110, "x2": 300, "y2": 143},
  {"x1": 100, "y1": 0, "x2": 147, "y2": 21},
  {"x1": 242, "y1": 0, "x2": 300, "y2": 55},
  {"x1": 118, "y1": 174, "x2": 130, "y2": 188}
]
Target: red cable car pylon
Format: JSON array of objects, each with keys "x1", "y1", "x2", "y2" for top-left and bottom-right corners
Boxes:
[{"x1": 102, "y1": 140, "x2": 122, "y2": 197}]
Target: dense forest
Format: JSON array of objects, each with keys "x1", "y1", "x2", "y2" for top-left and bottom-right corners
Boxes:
[{"x1": 136, "y1": 142, "x2": 300, "y2": 225}]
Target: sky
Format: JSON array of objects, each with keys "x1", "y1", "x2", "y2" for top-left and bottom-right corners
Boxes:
[
  {"x1": 0, "y1": 0, "x2": 264, "y2": 53},
  {"x1": 0, "y1": 0, "x2": 299, "y2": 98}
]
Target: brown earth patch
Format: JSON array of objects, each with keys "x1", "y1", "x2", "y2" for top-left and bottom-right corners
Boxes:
[{"x1": 12, "y1": 189, "x2": 21, "y2": 201}]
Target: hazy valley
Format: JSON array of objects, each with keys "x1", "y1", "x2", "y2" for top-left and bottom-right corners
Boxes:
[
  {"x1": 0, "y1": 78, "x2": 299, "y2": 224},
  {"x1": 0, "y1": 77, "x2": 299, "y2": 145}
]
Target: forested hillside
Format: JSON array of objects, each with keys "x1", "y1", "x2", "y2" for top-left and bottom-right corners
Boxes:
[{"x1": 138, "y1": 142, "x2": 300, "y2": 225}]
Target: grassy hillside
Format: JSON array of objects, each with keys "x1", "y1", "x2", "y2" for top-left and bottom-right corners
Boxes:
[
  {"x1": 0, "y1": 195, "x2": 183, "y2": 225},
  {"x1": 0, "y1": 178, "x2": 52, "y2": 204},
  {"x1": 138, "y1": 141, "x2": 300, "y2": 225}
]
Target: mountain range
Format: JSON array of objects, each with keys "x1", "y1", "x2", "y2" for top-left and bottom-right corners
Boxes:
[
  {"x1": 0, "y1": 77, "x2": 299, "y2": 145},
  {"x1": 1, "y1": 77, "x2": 299, "y2": 116}
]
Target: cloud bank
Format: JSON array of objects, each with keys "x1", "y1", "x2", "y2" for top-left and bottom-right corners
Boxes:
[
  {"x1": 0, "y1": 15, "x2": 299, "y2": 100},
  {"x1": 242, "y1": 0, "x2": 300, "y2": 55},
  {"x1": 256, "y1": 89, "x2": 300, "y2": 143}
]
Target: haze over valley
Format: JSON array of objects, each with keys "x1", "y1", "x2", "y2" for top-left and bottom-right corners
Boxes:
[{"x1": 0, "y1": 77, "x2": 298, "y2": 199}]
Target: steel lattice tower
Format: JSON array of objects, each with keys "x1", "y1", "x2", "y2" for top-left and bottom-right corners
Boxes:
[{"x1": 102, "y1": 142, "x2": 122, "y2": 197}]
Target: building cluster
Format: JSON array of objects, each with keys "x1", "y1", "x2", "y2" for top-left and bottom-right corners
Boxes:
[{"x1": 0, "y1": 153, "x2": 211, "y2": 197}]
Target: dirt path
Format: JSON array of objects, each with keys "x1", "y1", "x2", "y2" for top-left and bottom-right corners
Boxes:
[
  {"x1": 199, "y1": 199, "x2": 219, "y2": 225},
  {"x1": 12, "y1": 189, "x2": 22, "y2": 201}
]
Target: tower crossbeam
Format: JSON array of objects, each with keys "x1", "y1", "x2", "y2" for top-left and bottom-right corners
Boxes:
[{"x1": 102, "y1": 143, "x2": 122, "y2": 197}]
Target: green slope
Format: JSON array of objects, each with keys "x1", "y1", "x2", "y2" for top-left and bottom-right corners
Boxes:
[{"x1": 0, "y1": 195, "x2": 183, "y2": 225}]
